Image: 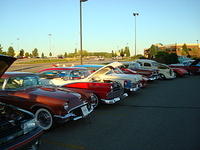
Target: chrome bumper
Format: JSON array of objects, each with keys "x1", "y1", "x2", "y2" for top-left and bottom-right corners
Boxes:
[
  {"x1": 101, "y1": 93, "x2": 128, "y2": 104},
  {"x1": 54, "y1": 104, "x2": 94, "y2": 122}
]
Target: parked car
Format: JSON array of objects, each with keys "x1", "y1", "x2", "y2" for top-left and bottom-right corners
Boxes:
[
  {"x1": 0, "y1": 54, "x2": 43, "y2": 150},
  {"x1": 0, "y1": 72, "x2": 93, "y2": 130},
  {"x1": 74, "y1": 62, "x2": 145, "y2": 92},
  {"x1": 136, "y1": 59, "x2": 176, "y2": 79},
  {"x1": 171, "y1": 67, "x2": 189, "y2": 77},
  {"x1": 38, "y1": 67, "x2": 128, "y2": 107},
  {"x1": 169, "y1": 59, "x2": 200, "y2": 74},
  {"x1": 119, "y1": 62, "x2": 159, "y2": 81}
]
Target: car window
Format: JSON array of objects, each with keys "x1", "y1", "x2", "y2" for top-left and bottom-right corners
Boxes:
[
  {"x1": 5, "y1": 76, "x2": 40, "y2": 90},
  {"x1": 144, "y1": 63, "x2": 151, "y2": 67}
]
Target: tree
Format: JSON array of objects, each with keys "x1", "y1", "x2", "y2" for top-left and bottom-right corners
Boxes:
[
  {"x1": 32, "y1": 48, "x2": 39, "y2": 57},
  {"x1": 49, "y1": 52, "x2": 52, "y2": 57},
  {"x1": 64, "y1": 52, "x2": 68, "y2": 58},
  {"x1": 111, "y1": 50, "x2": 114, "y2": 57},
  {"x1": 124, "y1": 46, "x2": 130, "y2": 57},
  {"x1": 19, "y1": 49, "x2": 25, "y2": 57},
  {"x1": 182, "y1": 43, "x2": 189, "y2": 56},
  {"x1": 155, "y1": 51, "x2": 179, "y2": 64},
  {"x1": 0, "y1": 44, "x2": 3, "y2": 54},
  {"x1": 41, "y1": 52, "x2": 45, "y2": 58},
  {"x1": 7, "y1": 46, "x2": 15, "y2": 57},
  {"x1": 120, "y1": 49, "x2": 124, "y2": 58},
  {"x1": 148, "y1": 44, "x2": 160, "y2": 58},
  {"x1": 25, "y1": 52, "x2": 30, "y2": 58}
]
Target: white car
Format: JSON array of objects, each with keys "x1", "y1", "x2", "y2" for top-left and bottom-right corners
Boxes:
[{"x1": 136, "y1": 59, "x2": 176, "y2": 79}]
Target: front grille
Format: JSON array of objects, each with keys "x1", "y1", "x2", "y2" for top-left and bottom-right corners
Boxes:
[
  {"x1": 69, "y1": 108, "x2": 82, "y2": 117},
  {"x1": 107, "y1": 82, "x2": 124, "y2": 99}
]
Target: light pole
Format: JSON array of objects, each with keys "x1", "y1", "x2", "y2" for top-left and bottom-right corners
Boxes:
[
  {"x1": 133, "y1": 12, "x2": 139, "y2": 56},
  {"x1": 48, "y1": 34, "x2": 52, "y2": 53},
  {"x1": 80, "y1": 0, "x2": 87, "y2": 65}
]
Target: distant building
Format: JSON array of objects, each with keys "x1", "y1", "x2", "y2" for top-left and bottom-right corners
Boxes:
[{"x1": 144, "y1": 43, "x2": 200, "y2": 58}]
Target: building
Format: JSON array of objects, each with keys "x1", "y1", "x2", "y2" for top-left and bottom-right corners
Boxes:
[{"x1": 144, "y1": 43, "x2": 200, "y2": 58}]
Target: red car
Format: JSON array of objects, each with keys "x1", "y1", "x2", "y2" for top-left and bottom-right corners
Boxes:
[
  {"x1": 0, "y1": 72, "x2": 93, "y2": 130},
  {"x1": 171, "y1": 68, "x2": 188, "y2": 77},
  {"x1": 38, "y1": 67, "x2": 127, "y2": 107},
  {"x1": 169, "y1": 59, "x2": 200, "y2": 74}
]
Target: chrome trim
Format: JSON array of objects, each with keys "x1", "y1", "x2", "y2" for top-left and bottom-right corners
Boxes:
[{"x1": 101, "y1": 93, "x2": 128, "y2": 104}]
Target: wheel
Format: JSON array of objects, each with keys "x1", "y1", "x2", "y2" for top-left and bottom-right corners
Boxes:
[
  {"x1": 159, "y1": 74, "x2": 166, "y2": 80},
  {"x1": 90, "y1": 94, "x2": 99, "y2": 108},
  {"x1": 35, "y1": 108, "x2": 53, "y2": 130},
  {"x1": 27, "y1": 139, "x2": 40, "y2": 150}
]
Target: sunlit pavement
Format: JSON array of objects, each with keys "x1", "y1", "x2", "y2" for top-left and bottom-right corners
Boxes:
[{"x1": 40, "y1": 75, "x2": 200, "y2": 150}]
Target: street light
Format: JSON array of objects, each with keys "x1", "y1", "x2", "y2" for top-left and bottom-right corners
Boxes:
[
  {"x1": 133, "y1": 12, "x2": 139, "y2": 56},
  {"x1": 48, "y1": 34, "x2": 52, "y2": 53},
  {"x1": 80, "y1": 0, "x2": 88, "y2": 65}
]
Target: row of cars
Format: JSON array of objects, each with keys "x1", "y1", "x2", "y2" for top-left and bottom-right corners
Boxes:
[{"x1": 1, "y1": 55, "x2": 199, "y2": 149}]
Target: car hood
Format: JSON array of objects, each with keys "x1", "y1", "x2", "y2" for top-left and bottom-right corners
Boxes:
[
  {"x1": 12, "y1": 86, "x2": 82, "y2": 103},
  {"x1": 0, "y1": 55, "x2": 16, "y2": 77},
  {"x1": 86, "y1": 62, "x2": 124, "y2": 78}
]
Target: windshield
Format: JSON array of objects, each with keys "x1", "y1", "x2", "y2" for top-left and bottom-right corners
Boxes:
[{"x1": 4, "y1": 76, "x2": 41, "y2": 90}]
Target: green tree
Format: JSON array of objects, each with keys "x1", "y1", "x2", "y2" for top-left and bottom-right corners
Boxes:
[
  {"x1": 149, "y1": 44, "x2": 160, "y2": 58},
  {"x1": 25, "y1": 52, "x2": 30, "y2": 58},
  {"x1": 155, "y1": 51, "x2": 178, "y2": 64},
  {"x1": 124, "y1": 46, "x2": 130, "y2": 57},
  {"x1": 7, "y1": 46, "x2": 15, "y2": 57},
  {"x1": 49, "y1": 52, "x2": 52, "y2": 57},
  {"x1": 120, "y1": 49, "x2": 124, "y2": 58},
  {"x1": 41, "y1": 52, "x2": 45, "y2": 58},
  {"x1": 32, "y1": 48, "x2": 39, "y2": 57},
  {"x1": 64, "y1": 52, "x2": 68, "y2": 58},
  {"x1": 182, "y1": 43, "x2": 189, "y2": 56},
  {"x1": 0, "y1": 44, "x2": 3, "y2": 54},
  {"x1": 19, "y1": 49, "x2": 25, "y2": 57}
]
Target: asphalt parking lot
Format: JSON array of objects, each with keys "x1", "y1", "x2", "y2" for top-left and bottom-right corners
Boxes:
[{"x1": 40, "y1": 75, "x2": 200, "y2": 150}]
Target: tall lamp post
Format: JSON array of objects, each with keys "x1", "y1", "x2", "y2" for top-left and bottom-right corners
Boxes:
[
  {"x1": 48, "y1": 34, "x2": 52, "y2": 53},
  {"x1": 133, "y1": 12, "x2": 139, "y2": 56},
  {"x1": 80, "y1": 0, "x2": 87, "y2": 65}
]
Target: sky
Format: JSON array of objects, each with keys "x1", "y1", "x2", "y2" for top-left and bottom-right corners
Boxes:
[{"x1": 0, "y1": 0, "x2": 200, "y2": 56}]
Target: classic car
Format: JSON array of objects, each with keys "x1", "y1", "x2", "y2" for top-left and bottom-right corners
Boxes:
[
  {"x1": 0, "y1": 72, "x2": 93, "y2": 130},
  {"x1": 171, "y1": 67, "x2": 188, "y2": 77},
  {"x1": 74, "y1": 62, "x2": 145, "y2": 92},
  {"x1": 136, "y1": 59, "x2": 176, "y2": 79},
  {"x1": 118, "y1": 62, "x2": 159, "y2": 81},
  {"x1": 169, "y1": 59, "x2": 200, "y2": 74},
  {"x1": 38, "y1": 67, "x2": 128, "y2": 107},
  {"x1": 0, "y1": 54, "x2": 43, "y2": 150}
]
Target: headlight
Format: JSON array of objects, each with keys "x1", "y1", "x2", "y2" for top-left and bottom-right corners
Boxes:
[
  {"x1": 21, "y1": 119, "x2": 36, "y2": 134},
  {"x1": 63, "y1": 103, "x2": 69, "y2": 110}
]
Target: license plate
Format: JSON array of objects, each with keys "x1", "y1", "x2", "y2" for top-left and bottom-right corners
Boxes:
[{"x1": 81, "y1": 106, "x2": 89, "y2": 116}]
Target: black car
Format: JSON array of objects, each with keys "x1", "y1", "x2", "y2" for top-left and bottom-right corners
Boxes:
[{"x1": 0, "y1": 55, "x2": 43, "y2": 150}]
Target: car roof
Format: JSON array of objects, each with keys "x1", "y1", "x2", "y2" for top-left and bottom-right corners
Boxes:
[
  {"x1": 1, "y1": 72, "x2": 36, "y2": 78},
  {"x1": 136, "y1": 59, "x2": 157, "y2": 63}
]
